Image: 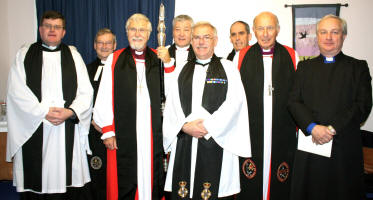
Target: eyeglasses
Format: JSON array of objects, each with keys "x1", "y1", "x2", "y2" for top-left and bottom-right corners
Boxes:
[
  {"x1": 42, "y1": 24, "x2": 64, "y2": 30},
  {"x1": 192, "y1": 35, "x2": 213, "y2": 42},
  {"x1": 255, "y1": 26, "x2": 276, "y2": 32},
  {"x1": 96, "y1": 41, "x2": 114, "y2": 46},
  {"x1": 128, "y1": 27, "x2": 148, "y2": 34}
]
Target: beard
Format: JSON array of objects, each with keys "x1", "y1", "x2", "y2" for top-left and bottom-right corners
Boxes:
[{"x1": 129, "y1": 37, "x2": 146, "y2": 51}]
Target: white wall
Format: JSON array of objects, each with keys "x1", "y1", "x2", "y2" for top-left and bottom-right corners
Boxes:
[
  {"x1": 0, "y1": 0, "x2": 36, "y2": 101},
  {"x1": 175, "y1": 0, "x2": 373, "y2": 63},
  {"x1": 175, "y1": 0, "x2": 373, "y2": 131}
]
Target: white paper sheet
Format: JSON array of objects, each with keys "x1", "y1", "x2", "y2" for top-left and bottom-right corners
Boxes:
[{"x1": 297, "y1": 129, "x2": 333, "y2": 158}]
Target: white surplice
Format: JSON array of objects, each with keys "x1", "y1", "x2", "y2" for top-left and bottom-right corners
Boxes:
[
  {"x1": 6, "y1": 44, "x2": 93, "y2": 193},
  {"x1": 163, "y1": 58, "x2": 252, "y2": 198},
  {"x1": 174, "y1": 45, "x2": 190, "y2": 67},
  {"x1": 262, "y1": 52, "x2": 273, "y2": 200}
]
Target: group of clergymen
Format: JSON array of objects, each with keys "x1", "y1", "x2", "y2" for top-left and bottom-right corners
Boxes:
[{"x1": 5, "y1": 9, "x2": 372, "y2": 200}]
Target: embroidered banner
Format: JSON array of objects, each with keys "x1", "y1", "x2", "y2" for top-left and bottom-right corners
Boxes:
[{"x1": 292, "y1": 4, "x2": 341, "y2": 60}]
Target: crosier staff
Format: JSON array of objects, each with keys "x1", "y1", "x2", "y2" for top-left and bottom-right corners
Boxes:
[
  {"x1": 157, "y1": 3, "x2": 169, "y2": 173},
  {"x1": 157, "y1": 3, "x2": 166, "y2": 114}
]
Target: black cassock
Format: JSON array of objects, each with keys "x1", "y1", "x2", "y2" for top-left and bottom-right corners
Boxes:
[
  {"x1": 85, "y1": 58, "x2": 106, "y2": 200},
  {"x1": 237, "y1": 42, "x2": 297, "y2": 200},
  {"x1": 226, "y1": 48, "x2": 235, "y2": 61},
  {"x1": 288, "y1": 52, "x2": 372, "y2": 200}
]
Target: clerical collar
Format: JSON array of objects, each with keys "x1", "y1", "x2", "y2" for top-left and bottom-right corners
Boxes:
[
  {"x1": 176, "y1": 45, "x2": 190, "y2": 51},
  {"x1": 322, "y1": 55, "x2": 336, "y2": 63},
  {"x1": 42, "y1": 43, "x2": 60, "y2": 52},
  {"x1": 195, "y1": 57, "x2": 211, "y2": 66},
  {"x1": 130, "y1": 47, "x2": 146, "y2": 59},
  {"x1": 261, "y1": 47, "x2": 274, "y2": 55}
]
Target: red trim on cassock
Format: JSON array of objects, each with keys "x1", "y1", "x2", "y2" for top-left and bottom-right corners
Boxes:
[
  {"x1": 150, "y1": 47, "x2": 175, "y2": 73},
  {"x1": 283, "y1": 45, "x2": 297, "y2": 70},
  {"x1": 267, "y1": 159, "x2": 272, "y2": 200},
  {"x1": 107, "y1": 48, "x2": 125, "y2": 200},
  {"x1": 102, "y1": 125, "x2": 114, "y2": 134},
  {"x1": 237, "y1": 45, "x2": 251, "y2": 71},
  {"x1": 107, "y1": 150, "x2": 118, "y2": 200},
  {"x1": 150, "y1": 47, "x2": 157, "y2": 54},
  {"x1": 164, "y1": 66, "x2": 175, "y2": 73},
  {"x1": 283, "y1": 45, "x2": 299, "y2": 136}
]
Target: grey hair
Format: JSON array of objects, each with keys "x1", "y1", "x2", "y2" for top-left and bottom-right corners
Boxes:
[
  {"x1": 94, "y1": 28, "x2": 117, "y2": 44},
  {"x1": 192, "y1": 21, "x2": 217, "y2": 37},
  {"x1": 173, "y1": 14, "x2": 194, "y2": 27},
  {"x1": 125, "y1": 13, "x2": 152, "y2": 33},
  {"x1": 317, "y1": 14, "x2": 347, "y2": 35}
]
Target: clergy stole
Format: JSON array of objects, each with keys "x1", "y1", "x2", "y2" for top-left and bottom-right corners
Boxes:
[
  {"x1": 238, "y1": 42, "x2": 297, "y2": 199},
  {"x1": 227, "y1": 49, "x2": 235, "y2": 61},
  {"x1": 23, "y1": 41, "x2": 77, "y2": 192},
  {"x1": 172, "y1": 55, "x2": 227, "y2": 199},
  {"x1": 168, "y1": 43, "x2": 196, "y2": 68},
  {"x1": 110, "y1": 47, "x2": 164, "y2": 199}
]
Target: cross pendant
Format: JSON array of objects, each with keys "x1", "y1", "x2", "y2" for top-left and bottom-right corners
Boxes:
[
  {"x1": 268, "y1": 85, "x2": 274, "y2": 96},
  {"x1": 138, "y1": 84, "x2": 144, "y2": 93}
]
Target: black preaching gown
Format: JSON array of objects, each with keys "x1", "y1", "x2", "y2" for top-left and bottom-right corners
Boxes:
[
  {"x1": 288, "y1": 52, "x2": 372, "y2": 200},
  {"x1": 85, "y1": 58, "x2": 107, "y2": 200}
]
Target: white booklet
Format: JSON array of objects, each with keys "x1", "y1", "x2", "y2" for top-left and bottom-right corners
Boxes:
[{"x1": 297, "y1": 129, "x2": 333, "y2": 158}]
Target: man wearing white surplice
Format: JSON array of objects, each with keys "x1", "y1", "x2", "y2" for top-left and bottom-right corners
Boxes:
[
  {"x1": 163, "y1": 21, "x2": 251, "y2": 200},
  {"x1": 6, "y1": 11, "x2": 92, "y2": 199}
]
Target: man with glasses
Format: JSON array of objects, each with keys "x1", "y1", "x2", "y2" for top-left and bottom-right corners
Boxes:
[
  {"x1": 236, "y1": 11, "x2": 299, "y2": 200},
  {"x1": 93, "y1": 13, "x2": 173, "y2": 200},
  {"x1": 6, "y1": 10, "x2": 93, "y2": 199},
  {"x1": 85, "y1": 28, "x2": 117, "y2": 200},
  {"x1": 163, "y1": 21, "x2": 251, "y2": 200},
  {"x1": 227, "y1": 21, "x2": 252, "y2": 66}
]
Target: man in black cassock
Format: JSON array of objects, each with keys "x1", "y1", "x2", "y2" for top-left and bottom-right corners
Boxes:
[
  {"x1": 236, "y1": 11, "x2": 298, "y2": 200},
  {"x1": 85, "y1": 28, "x2": 116, "y2": 200},
  {"x1": 227, "y1": 20, "x2": 251, "y2": 66},
  {"x1": 93, "y1": 13, "x2": 174, "y2": 200},
  {"x1": 288, "y1": 14, "x2": 372, "y2": 200}
]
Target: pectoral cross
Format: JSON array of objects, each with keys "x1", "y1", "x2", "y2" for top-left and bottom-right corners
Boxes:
[
  {"x1": 268, "y1": 85, "x2": 274, "y2": 96},
  {"x1": 137, "y1": 84, "x2": 144, "y2": 93}
]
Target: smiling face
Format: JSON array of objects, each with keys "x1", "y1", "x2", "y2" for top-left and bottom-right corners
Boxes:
[
  {"x1": 127, "y1": 19, "x2": 150, "y2": 51},
  {"x1": 191, "y1": 25, "x2": 217, "y2": 60},
  {"x1": 39, "y1": 18, "x2": 66, "y2": 46},
  {"x1": 230, "y1": 22, "x2": 251, "y2": 51},
  {"x1": 253, "y1": 12, "x2": 279, "y2": 50},
  {"x1": 317, "y1": 17, "x2": 346, "y2": 57},
  {"x1": 94, "y1": 33, "x2": 116, "y2": 60},
  {"x1": 173, "y1": 20, "x2": 192, "y2": 48}
]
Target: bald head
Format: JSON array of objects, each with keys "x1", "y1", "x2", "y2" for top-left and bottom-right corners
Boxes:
[
  {"x1": 253, "y1": 12, "x2": 279, "y2": 29},
  {"x1": 253, "y1": 11, "x2": 280, "y2": 50}
]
